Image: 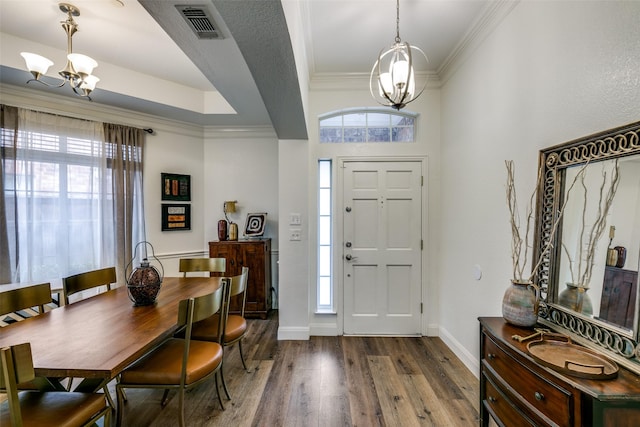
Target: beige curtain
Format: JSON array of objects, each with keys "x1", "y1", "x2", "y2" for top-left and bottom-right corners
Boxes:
[
  {"x1": 103, "y1": 123, "x2": 146, "y2": 281},
  {"x1": 0, "y1": 105, "x2": 18, "y2": 283}
]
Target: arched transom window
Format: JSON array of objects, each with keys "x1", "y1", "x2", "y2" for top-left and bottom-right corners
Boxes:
[{"x1": 319, "y1": 108, "x2": 417, "y2": 143}]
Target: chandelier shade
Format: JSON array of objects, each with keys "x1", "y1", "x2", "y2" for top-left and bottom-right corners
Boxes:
[
  {"x1": 370, "y1": 0, "x2": 428, "y2": 110},
  {"x1": 20, "y1": 3, "x2": 99, "y2": 99}
]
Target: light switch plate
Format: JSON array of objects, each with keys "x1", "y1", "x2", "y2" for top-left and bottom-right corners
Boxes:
[{"x1": 289, "y1": 213, "x2": 301, "y2": 225}]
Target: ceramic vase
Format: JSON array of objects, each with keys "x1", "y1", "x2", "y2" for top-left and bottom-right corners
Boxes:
[
  {"x1": 558, "y1": 282, "x2": 593, "y2": 315},
  {"x1": 502, "y1": 280, "x2": 540, "y2": 327}
]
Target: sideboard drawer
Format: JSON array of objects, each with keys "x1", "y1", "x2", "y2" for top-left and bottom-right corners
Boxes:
[
  {"x1": 484, "y1": 372, "x2": 536, "y2": 426},
  {"x1": 483, "y1": 333, "x2": 574, "y2": 426}
]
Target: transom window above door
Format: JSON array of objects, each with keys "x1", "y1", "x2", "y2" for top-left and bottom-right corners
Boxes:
[{"x1": 319, "y1": 108, "x2": 417, "y2": 143}]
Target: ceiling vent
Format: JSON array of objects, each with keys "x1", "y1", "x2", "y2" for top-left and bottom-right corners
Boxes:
[{"x1": 176, "y1": 5, "x2": 222, "y2": 39}]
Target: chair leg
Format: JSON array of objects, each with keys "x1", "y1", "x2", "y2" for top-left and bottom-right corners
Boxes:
[
  {"x1": 116, "y1": 385, "x2": 125, "y2": 427},
  {"x1": 103, "y1": 385, "x2": 116, "y2": 415},
  {"x1": 161, "y1": 389, "x2": 170, "y2": 407},
  {"x1": 179, "y1": 388, "x2": 185, "y2": 427},
  {"x1": 215, "y1": 371, "x2": 225, "y2": 410},
  {"x1": 105, "y1": 403, "x2": 112, "y2": 427},
  {"x1": 220, "y1": 361, "x2": 231, "y2": 400},
  {"x1": 118, "y1": 375, "x2": 128, "y2": 402},
  {"x1": 238, "y1": 340, "x2": 250, "y2": 372}
]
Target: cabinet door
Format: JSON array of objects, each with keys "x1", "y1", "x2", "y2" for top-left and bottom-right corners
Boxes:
[{"x1": 235, "y1": 241, "x2": 270, "y2": 315}]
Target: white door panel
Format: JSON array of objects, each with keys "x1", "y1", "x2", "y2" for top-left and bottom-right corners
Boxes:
[{"x1": 343, "y1": 160, "x2": 422, "y2": 335}]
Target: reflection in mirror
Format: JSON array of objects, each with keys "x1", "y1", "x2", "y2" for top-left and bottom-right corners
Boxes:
[{"x1": 557, "y1": 158, "x2": 640, "y2": 334}]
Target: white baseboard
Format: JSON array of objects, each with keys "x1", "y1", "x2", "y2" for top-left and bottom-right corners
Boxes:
[
  {"x1": 438, "y1": 326, "x2": 480, "y2": 379},
  {"x1": 309, "y1": 323, "x2": 339, "y2": 336},
  {"x1": 277, "y1": 326, "x2": 310, "y2": 340},
  {"x1": 426, "y1": 323, "x2": 439, "y2": 337}
]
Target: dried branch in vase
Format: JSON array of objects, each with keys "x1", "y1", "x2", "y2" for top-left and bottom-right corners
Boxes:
[
  {"x1": 505, "y1": 160, "x2": 586, "y2": 283},
  {"x1": 562, "y1": 160, "x2": 620, "y2": 288}
]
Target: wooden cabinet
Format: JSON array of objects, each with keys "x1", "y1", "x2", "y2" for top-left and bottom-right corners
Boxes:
[
  {"x1": 600, "y1": 267, "x2": 638, "y2": 329},
  {"x1": 479, "y1": 317, "x2": 640, "y2": 427},
  {"x1": 209, "y1": 239, "x2": 271, "y2": 319}
]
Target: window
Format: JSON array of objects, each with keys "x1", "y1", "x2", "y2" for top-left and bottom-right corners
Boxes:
[
  {"x1": 317, "y1": 159, "x2": 333, "y2": 312},
  {"x1": 319, "y1": 108, "x2": 416, "y2": 143},
  {"x1": 1, "y1": 107, "x2": 144, "y2": 284}
]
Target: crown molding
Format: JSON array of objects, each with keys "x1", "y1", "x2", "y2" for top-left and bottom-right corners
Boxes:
[
  {"x1": 0, "y1": 83, "x2": 203, "y2": 139},
  {"x1": 438, "y1": 0, "x2": 520, "y2": 85},
  {"x1": 204, "y1": 125, "x2": 277, "y2": 140}
]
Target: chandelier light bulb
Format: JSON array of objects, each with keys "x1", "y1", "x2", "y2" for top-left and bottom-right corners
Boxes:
[
  {"x1": 20, "y1": 52, "x2": 54, "y2": 77},
  {"x1": 67, "y1": 53, "x2": 98, "y2": 76},
  {"x1": 80, "y1": 74, "x2": 100, "y2": 91}
]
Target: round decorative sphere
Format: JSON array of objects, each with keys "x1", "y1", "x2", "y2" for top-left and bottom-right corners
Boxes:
[{"x1": 127, "y1": 261, "x2": 162, "y2": 306}]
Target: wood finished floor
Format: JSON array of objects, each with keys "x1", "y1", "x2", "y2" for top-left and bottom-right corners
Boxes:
[{"x1": 112, "y1": 311, "x2": 480, "y2": 427}]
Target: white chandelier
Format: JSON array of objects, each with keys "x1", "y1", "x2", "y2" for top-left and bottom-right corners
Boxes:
[
  {"x1": 369, "y1": 0, "x2": 428, "y2": 110},
  {"x1": 20, "y1": 3, "x2": 99, "y2": 99}
]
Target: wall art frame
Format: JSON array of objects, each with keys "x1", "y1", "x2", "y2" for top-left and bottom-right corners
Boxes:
[
  {"x1": 161, "y1": 203, "x2": 191, "y2": 231},
  {"x1": 161, "y1": 172, "x2": 191, "y2": 201}
]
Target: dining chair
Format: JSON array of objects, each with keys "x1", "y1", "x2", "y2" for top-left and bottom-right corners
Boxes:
[
  {"x1": 62, "y1": 266, "x2": 116, "y2": 305},
  {"x1": 116, "y1": 286, "x2": 226, "y2": 427},
  {"x1": 0, "y1": 282, "x2": 52, "y2": 327},
  {"x1": 62, "y1": 267, "x2": 116, "y2": 394},
  {"x1": 179, "y1": 257, "x2": 226, "y2": 276},
  {"x1": 0, "y1": 342, "x2": 111, "y2": 427},
  {"x1": 189, "y1": 266, "x2": 250, "y2": 399}
]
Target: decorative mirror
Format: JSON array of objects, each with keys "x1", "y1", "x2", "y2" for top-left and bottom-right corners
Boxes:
[{"x1": 534, "y1": 120, "x2": 640, "y2": 374}]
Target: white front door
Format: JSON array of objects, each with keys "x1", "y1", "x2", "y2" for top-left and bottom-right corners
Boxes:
[{"x1": 342, "y1": 160, "x2": 423, "y2": 335}]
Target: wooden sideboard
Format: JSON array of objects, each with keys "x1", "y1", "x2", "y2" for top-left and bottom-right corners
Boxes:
[
  {"x1": 209, "y1": 239, "x2": 272, "y2": 319},
  {"x1": 479, "y1": 317, "x2": 640, "y2": 426}
]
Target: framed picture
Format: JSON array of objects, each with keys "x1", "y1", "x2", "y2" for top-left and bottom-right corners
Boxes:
[
  {"x1": 244, "y1": 212, "x2": 267, "y2": 237},
  {"x1": 162, "y1": 204, "x2": 191, "y2": 231},
  {"x1": 161, "y1": 173, "x2": 191, "y2": 201}
]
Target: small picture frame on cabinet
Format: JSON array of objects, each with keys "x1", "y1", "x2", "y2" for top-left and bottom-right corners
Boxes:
[{"x1": 244, "y1": 213, "x2": 267, "y2": 237}]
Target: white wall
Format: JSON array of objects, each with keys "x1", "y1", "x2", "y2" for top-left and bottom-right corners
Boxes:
[
  {"x1": 203, "y1": 129, "x2": 280, "y2": 296},
  {"x1": 278, "y1": 139, "x2": 310, "y2": 339},
  {"x1": 439, "y1": 0, "x2": 640, "y2": 373}
]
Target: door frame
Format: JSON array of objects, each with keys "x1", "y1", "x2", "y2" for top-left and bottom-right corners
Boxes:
[{"x1": 335, "y1": 155, "x2": 429, "y2": 336}]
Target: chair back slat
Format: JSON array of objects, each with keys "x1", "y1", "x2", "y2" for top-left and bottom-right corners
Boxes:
[
  {"x1": 225, "y1": 267, "x2": 249, "y2": 317},
  {"x1": 178, "y1": 286, "x2": 224, "y2": 330},
  {"x1": 0, "y1": 342, "x2": 35, "y2": 388},
  {"x1": 1, "y1": 342, "x2": 35, "y2": 425},
  {"x1": 179, "y1": 258, "x2": 226, "y2": 277},
  {"x1": 0, "y1": 283, "x2": 52, "y2": 323},
  {"x1": 63, "y1": 267, "x2": 116, "y2": 305}
]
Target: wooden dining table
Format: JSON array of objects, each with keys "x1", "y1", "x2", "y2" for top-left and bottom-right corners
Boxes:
[{"x1": 0, "y1": 276, "x2": 223, "y2": 392}]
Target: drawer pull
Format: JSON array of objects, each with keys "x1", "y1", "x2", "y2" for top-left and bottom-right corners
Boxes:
[
  {"x1": 534, "y1": 391, "x2": 545, "y2": 401},
  {"x1": 487, "y1": 353, "x2": 496, "y2": 360},
  {"x1": 488, "y1": 396, "x2": 497, "y2": 403}
]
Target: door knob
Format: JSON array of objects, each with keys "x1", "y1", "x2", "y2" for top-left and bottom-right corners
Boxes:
[{"x1": 345, "y1": 254, "x2": 353, "y2": 261}]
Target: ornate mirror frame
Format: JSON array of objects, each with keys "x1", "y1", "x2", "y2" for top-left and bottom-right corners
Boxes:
[{"x1": 534, "y1": 120, "x2": 640, "y2": 375}]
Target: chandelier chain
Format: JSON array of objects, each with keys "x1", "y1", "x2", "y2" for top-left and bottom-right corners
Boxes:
[{"x1": 395, "y1": 0, "x2": 401, "y2": 43}]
